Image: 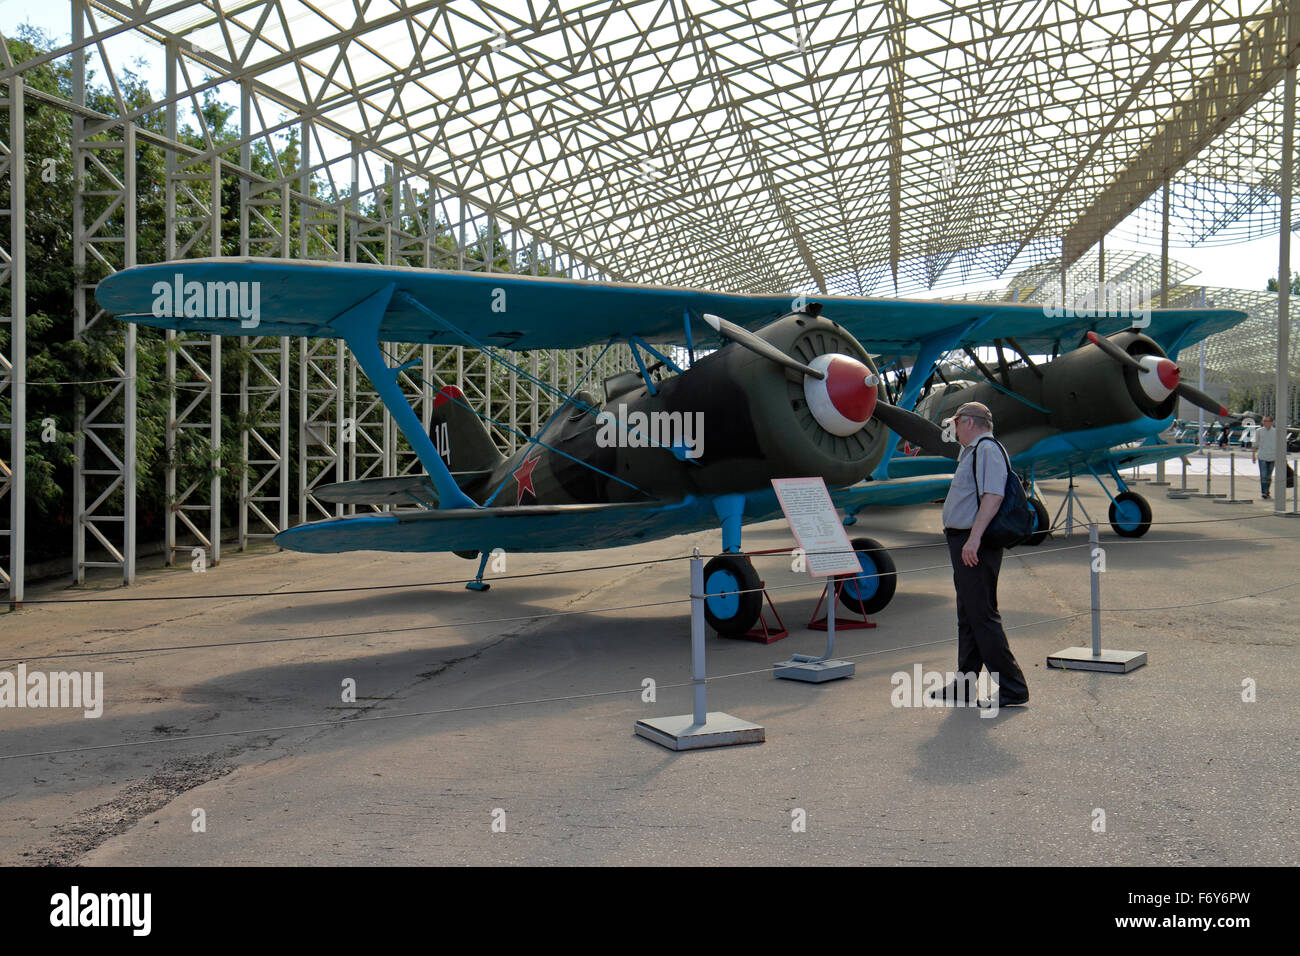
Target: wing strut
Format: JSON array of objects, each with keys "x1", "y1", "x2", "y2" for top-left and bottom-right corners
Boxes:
[
  {"x1": 330, "y1": 284, "x2": 479, "y2": 510},
  {"x1": 871, "y1": 315, "x2": 991, "y2": 480}
]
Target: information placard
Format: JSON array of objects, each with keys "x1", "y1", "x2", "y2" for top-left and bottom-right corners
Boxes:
[{"x1": 771, "y1": 477, "x2": 862, "y2": 577}]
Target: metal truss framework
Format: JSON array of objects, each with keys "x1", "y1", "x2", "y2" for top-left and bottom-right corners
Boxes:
[
  {"x1": 2, "y1": 1, "x2": 1299, "y2": 595},
  {"x1": 10, "y1": 0, "x2": 1295, "y2": 294}
]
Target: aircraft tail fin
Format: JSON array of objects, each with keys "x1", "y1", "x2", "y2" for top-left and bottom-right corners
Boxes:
[{"x1": 431, "y1": 386, "x2": 506, "y2": 478}]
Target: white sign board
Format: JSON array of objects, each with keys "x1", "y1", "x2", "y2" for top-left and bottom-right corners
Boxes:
[{"x1": 771, "y1": 477, "x2": 862, "y2": 577}]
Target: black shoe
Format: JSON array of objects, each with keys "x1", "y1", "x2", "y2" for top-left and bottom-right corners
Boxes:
[
  {"x1": 1262, "y1": 493, "x2": 1271, "y2": 500},
  {"x1": 928, "y1": 680, "x2": 976, "y2": 703},
  {"x1": 977, "y1": 692, "x2": 1028, "y2": 708}
]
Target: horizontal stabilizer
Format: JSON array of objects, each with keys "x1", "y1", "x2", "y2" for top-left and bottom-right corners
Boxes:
[
  {"x1": 314, "y1": 475, "x2": 441, "y2": 507},
  {"x1": 316, "y1": 470, "x2": 491, "y2": 507}
]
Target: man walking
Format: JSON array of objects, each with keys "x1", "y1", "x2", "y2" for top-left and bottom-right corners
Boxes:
[
  {"x1": 929, "y1": 402, "x2": 1029, "y2": 708},
  {"x1": 1253, "y1": 415, "x2": 1277, "y2": 499}
]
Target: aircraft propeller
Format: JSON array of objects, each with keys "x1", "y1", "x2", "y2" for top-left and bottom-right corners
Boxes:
[
  {"x1": 703, "y1": 312, "x2": 957, "y2": 456},
  {"x1": 1085, "y1": 331, "x2": 1227, "y2": 416},
  {"x1": 702, "y1": 313, "x2": 825, "y2": 379}
]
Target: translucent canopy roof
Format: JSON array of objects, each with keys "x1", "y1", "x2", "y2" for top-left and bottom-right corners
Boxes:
[{"x1": 10, "y1": 0, "x2": 1295, "y2": 294}]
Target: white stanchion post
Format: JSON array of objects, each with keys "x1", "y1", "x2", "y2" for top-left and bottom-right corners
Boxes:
[
  {"x1": 1215, "y1": 451, "x2": 1252, "y2": 504},
  {"x1": 634, "y1": 548, "x2": 765, "y2": 750},
  {"x1": 691, "y1": 552, "x2": 706, "y2": 725},
  {"x1": 1190, "y1": 450, "x2": 1224, "y2": 498},
  {"x1": 1089, "y1": 522, "x2": 1102, "y2": 659},
  {"x1": 1047, "y1": 522, "x2": 1147, "y2": 673}
]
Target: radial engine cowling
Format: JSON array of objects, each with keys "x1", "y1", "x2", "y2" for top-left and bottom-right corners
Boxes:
[{"x1": 612, "y1": 312, "x2": 892, "y2": 497}]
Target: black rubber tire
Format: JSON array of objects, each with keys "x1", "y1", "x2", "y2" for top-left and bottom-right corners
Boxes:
[
  {"x1": 1108, "y1": 491, "x2": 1152, "y2": 538},
  {"x1": 836, "y1": 537, "x2": 898, "y2": 615},
  {"x1": 702, "y1": 553, "x2": 763, "y2": 636},
  {"x1": 1022, "y1": 497, "x2": 1050, "y2": 547}
]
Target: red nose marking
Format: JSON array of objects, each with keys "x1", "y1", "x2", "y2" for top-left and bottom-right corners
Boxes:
[
  {"x1": 1156, "y1": 360, "x2": 1180, "y2": 390},
  {"x1": 825, "y1": 356, "x2": 878, "y2": 423}
]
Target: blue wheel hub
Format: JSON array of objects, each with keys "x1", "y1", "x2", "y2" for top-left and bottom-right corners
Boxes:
[
  {"x1": 842, "y1": 553, "x2": 880, "y2": 602},
  {"x1": 1114, "y1": 499, "x2": 1142, "y2": 530},
  {"x1": 705, "y1": 568, "x2": 741, "y2": 619}
]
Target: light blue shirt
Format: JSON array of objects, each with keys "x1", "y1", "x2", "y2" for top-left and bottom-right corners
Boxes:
[{"x1": 941, "y1": 433, "x2": 1010, "y2": 529}]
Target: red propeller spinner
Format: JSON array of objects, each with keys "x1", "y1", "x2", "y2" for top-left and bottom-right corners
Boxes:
[
  {"x1": 1085, "y1": 331, "x2": 1227, "y2": 416},
  {"x1": 803, "y1": 353, "x2": 879, "y2": 436}
]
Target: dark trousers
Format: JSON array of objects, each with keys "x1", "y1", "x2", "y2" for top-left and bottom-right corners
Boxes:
[
  {"x1": 1260, "y1": 459, "x2": 1275, "y2": 496},
  {"x1": 946, "y1": 533, "x2": 1028, "y2": 698}
]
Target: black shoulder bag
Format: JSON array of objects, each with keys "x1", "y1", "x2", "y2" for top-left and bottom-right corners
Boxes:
[{"x1": 972, "y1": 437, "x2": 1035, "y2": 549}]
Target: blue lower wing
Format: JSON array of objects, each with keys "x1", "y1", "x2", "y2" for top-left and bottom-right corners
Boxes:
[
  {"x1": 1101, "y1": 443, "x2": 1200, "y2": 471},
  {"x1": 828, "y1": 475, "x2": 954, "y2": 510},
  {"x1": 886, "y1": 443, "x2": 1199, "y2": 483},
  {"x1": 276, "y1": 475, "x2": 954, "y2": 555},
  {"x1": 275, "y1": 498, "x2": 715, "y2": 554}
]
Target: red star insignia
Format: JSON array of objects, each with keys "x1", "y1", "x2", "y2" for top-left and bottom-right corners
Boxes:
[{"x1": 512, "y1": 451, "x2": 542, "y2": 504}]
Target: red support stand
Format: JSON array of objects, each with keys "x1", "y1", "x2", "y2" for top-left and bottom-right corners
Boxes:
[
  {"x1": 808, "y1": 576, "x2": 877, "y2": 631},
  {"x1": 719, "y1": 582, "x2": 789, "y2": 643}
]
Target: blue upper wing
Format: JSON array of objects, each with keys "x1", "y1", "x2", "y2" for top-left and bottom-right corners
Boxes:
[{"x1": 95, "y1": 258, "x2": 1246, "y2": 353}]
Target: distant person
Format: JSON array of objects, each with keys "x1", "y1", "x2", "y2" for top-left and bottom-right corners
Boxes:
[
  {"x1": 1218, "y1": 417, "x2": 1231, "y2": 448},
  {"x1": 1253, "y1": 415, "x2": 1277, "y2": 499},
  {"x1": 929, "y1": 402, "x2": 1029, "y2": 708}
]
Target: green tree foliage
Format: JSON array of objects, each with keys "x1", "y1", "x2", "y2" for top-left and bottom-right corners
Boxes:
[
  {"x1": 4, "y1": 26, "x2": 566, "y2": 569},
  {"x1": 3, "y1": 27, "x2": 318, "y2": 563},
  {"x1": 1265, "y1": 272, "x2": 1300, "y2": 295}
]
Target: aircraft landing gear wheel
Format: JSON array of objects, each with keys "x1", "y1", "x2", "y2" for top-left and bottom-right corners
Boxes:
[
  {"x1": 1024, "y1": 498, "x2": 1050, "y2": 547},
  {"x1": 1109, "y1": 491, "x2": 1152, "y2": 538},
  {"x1": 837, "y1": 537, "x2": 897, "y2": 615},
  {"x1": 702, "y1": 554, "x2": 763, "y2": 636}
]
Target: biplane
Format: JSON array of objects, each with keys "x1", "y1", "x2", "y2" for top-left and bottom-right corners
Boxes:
[
  {"x1": 96, "y1": 259, "x2": 1245, "y2": 633},
  {"x1": 864, "y1": 320, "x2": 1243, "y2": 540}
]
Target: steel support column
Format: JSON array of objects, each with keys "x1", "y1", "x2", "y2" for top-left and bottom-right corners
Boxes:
[
  {"x1": 2, "y1": 77, "x2": 25, "y2": 606},
  {"x1": 1276, "y1": 10, "x2": 1297, "y2": 509}
]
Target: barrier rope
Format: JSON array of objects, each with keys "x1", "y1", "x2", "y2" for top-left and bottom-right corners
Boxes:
[{"x1": 5, "y1": 564, "x2": 1298, "y2": 760}]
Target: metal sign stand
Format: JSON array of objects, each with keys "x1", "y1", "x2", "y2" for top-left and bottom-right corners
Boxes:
[
  {"x1": 635, "y1": 550, "x2": 765, "y2": 751},
  {"x1": 774, "y1": 575, "x2": 855, "y2": 682},
  {"x1": 1047, "y1": 523, "x2": 1148, "y2": 673},
  {"x1": 766, "y1": 478, "x2": 861, "y2": 683}
]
